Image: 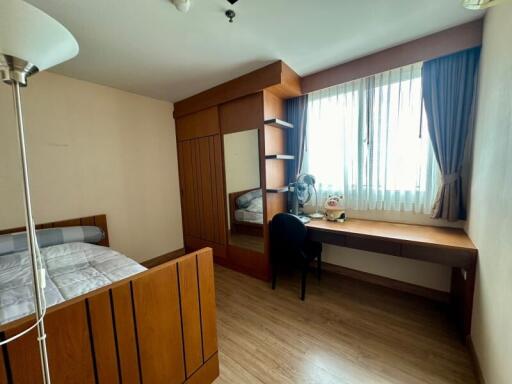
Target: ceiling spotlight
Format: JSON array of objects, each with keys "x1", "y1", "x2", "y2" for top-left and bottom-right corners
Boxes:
[
  {"x1": 225, "y1": 9, "x2": 236, "y2": 23},
  {"x1": 171, "y1": 0, "x2": 191, "y2": 13},
  {"x1": 462, "y1": 0, "x2": 509, "y2": 9}
]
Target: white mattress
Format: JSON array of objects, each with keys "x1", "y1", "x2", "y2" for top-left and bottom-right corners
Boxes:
[
  {"x1": 234, "y1": 209, "x2": 263, "y2": 224},
  {"x1": 0, "y1": 242, "x2": 146, "y2": 325}
]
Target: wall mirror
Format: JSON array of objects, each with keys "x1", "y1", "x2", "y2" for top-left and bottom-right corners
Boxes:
[{"x1": 223, "y1": 129, "x2": 263, "y2": 254}]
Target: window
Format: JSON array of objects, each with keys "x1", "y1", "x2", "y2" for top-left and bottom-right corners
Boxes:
[{"x1": 302, "y1": 63, "x2": 439, "y2": 214}]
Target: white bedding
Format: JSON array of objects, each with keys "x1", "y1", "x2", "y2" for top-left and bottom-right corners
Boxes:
[
  {"x1": 234, "y1": 195, "x2": 263, "y2": 224},
  {"x1": 0, "y1": 242, "x2": 146, "y2": 325},
  {"x1": 234, "y1": 209, "x2": 263, "y2": 224}
]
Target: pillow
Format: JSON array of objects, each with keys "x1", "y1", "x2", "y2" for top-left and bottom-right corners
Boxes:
[
  {"x1": 0, "y1": 226, "x2": 105, "y2": 256},
  {"x1": 245, "y1": 197, "x2": 263, "y2": 213},
  {"x1": 236, "y1": 189, "x2": 262, "y2": 209}
]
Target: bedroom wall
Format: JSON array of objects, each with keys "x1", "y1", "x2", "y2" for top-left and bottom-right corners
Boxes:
[
  {"x1": 0, "y1": 72, "x2": 183, "y2": 263},
  {"x1": 465, "y1": 4, "x2": 512, "y2": 384}
]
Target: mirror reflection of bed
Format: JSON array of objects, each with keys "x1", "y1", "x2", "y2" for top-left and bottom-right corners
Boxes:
[{"x1": 223, "y1": 129, "x2": 264, "y2": 254}]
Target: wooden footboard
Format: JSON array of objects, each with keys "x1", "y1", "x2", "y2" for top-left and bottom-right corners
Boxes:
[{"x1": 0, "y1": 248, "x2": 219, "y2": 384}]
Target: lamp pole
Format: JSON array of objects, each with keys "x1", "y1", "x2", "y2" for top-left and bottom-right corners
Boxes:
[
  {"x1": 9, "y1": 78, "x2": 52, "y2": 384},
  {"x1": 1, "y1": 2, "x2": 79, "y2": 381}
]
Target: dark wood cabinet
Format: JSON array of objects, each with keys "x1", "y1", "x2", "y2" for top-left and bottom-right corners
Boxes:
[{"x1": 176, "y1": 108, "x2": 228, "y2": 260}]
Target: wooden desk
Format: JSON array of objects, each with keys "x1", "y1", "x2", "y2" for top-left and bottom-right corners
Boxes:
[{"x1": 306, "y1": 219, "x2": 477, "y2": 338}]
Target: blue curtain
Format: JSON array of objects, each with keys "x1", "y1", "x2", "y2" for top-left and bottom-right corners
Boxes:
[
  {"x1": 422, "y1": 47, "x2": 481, "y2": 221},
  {"x1": 285, "y1": 95, "x2": 309, "y2": 184}
]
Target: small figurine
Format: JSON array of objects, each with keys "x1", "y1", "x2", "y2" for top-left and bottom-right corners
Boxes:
[{"x1": 323, "y1": 195, "x2": 346, "y2": 222}]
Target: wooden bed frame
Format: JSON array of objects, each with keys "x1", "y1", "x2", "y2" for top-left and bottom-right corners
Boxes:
[
  {"x1": 228, "y1": 189, "x2": 263, "y2": 237},
  {"x1": 0, "y1": 215, "x2": 219, "y2": 384}
]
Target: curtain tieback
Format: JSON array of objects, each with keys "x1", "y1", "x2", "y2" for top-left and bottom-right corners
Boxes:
[{"x1": 442, "y1": 172, "x2": 461, "y2": 185}]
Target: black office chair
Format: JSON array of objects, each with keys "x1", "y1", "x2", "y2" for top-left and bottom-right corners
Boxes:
[{"x1": 270, "y1": 213, "x2": 322, "y2": 300}]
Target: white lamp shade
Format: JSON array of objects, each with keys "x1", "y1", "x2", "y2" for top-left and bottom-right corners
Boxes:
[
  {"x1": 172, "y1": 0, "x2": 191, "y2": 13},
  {"x1": 462, "y1": 0, "x2": 509, "y2": 9},
  {"x1": 0, "y1": 0, "x2": 79, "y2": 71}
]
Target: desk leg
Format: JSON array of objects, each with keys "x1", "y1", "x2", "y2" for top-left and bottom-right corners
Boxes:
[{"x1": 450, "y1": 264, "x2": 476, "y2": 339}]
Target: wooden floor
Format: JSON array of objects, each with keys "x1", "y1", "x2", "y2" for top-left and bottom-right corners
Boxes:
[
  {"x1": 213, "y1": 266, "x2": 477, "y2": 384},
  {"x1": 228, "y1": 233, "x2": 265, "y2": 253}
]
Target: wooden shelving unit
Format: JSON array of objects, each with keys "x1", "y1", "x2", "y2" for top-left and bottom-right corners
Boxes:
[
  {"x1": 264, "y1": 118, "x2": 294, "y2": 129},
  {"x1": 265, "y1": 154, "x2": 294, "y2": 160},
  {"x1": 266, "y1": 187, "x2": 289, "y2": 193}
]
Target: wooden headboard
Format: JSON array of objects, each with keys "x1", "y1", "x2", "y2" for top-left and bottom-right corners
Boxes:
[{"x1": 0, "y1": 214, "x2": 110, "y2": 247}]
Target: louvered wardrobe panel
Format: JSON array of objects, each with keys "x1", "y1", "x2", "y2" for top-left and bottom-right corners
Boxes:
[{"x1": 176, "y1": 107, "x2": 227, "y2": 259}]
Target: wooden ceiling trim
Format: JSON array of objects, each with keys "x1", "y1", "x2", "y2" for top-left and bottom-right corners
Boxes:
[
  {"x1": 174, "y1": 61, "x2": 282, "y2": 118},
  {"x1": 174, "y1": 61, "x2": 302, "y2": 118},
  {"x1": 302, "y1": 19, "x2": 484, "y2": 94}
]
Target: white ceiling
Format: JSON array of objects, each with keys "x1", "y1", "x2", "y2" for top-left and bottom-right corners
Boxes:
[{"x1": 25, "y1": 0, "x2": 483, "y2": 102}]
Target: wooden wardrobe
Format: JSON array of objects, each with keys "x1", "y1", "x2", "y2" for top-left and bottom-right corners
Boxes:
[
  {"x1": 176, "y1": 107, "x2": 227, "y2": 259},
  {"x1": 174, "y1": 61, "x2": 301, "y2": 280}
]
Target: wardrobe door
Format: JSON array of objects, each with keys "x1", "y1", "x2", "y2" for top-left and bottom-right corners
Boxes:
[
  {"x1": 177, "y1": 139, "x2": 201, "y2": 239},
  {"x1": 178, "y1": 136, "x2": 227, "y2": 247},
  {"x1": 194, "y1": 135, "x2": 227, "y2": 245}
]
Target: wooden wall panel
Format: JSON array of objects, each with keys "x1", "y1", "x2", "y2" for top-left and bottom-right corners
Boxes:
[
  {"x1": 87, "y1": 291, "x2": 120, "y2": 384},
  {"x1": 219, "y1": 93, "x2": 264, "y2": 134},
  {"x1": 176, "y1": 107, "x2": 220, "y2": 141},
  {"x1": 175, "y1": 62, "x2": 281, "y2": 118},
  {"x1": 302, "y1": 19, "x2": 483, "y2": 93},
  {"x1": 263, "y1": 90, "x2": 286, "y2": 121},
  {"x1": 197, "y1": 250, "x2": 218, "y2": 360},
  {"x1": 111, "y1": 285, "x2": 141, "y2": 384},
  {"x1": 6, "y1": 302, "x2": 95, "y2": 384},
  {"x1": 174, "y1": 61, "x2": 301, "y2": 118},
  {"x1": 267, "y1": 62, "x2": 302, "y2": 99},
  {"x1": 132, "y1": 264, "x2": 186, "y2": 384},
  {"x1": 178, "y1": 255, "x2": 204, "y2": 377}
]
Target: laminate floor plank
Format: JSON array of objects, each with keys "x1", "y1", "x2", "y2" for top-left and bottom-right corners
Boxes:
[{"x1": 213, "y1": 266, "x2": 477, "y2": 384}]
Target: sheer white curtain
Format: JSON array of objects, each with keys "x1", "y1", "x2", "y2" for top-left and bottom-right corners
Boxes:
[{"x1": 302, "y1": 63, "x2": 440, "y2": 214}]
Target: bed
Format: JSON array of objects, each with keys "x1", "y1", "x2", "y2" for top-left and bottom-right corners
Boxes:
[
  {"x1": 0, "y1": 215, "x2": 219, "y2": 384},
  {"x1": 229, "y1": 189, "x2": 264, "y2": 237}
]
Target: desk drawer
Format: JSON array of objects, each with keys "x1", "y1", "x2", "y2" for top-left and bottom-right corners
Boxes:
[
  {"x1": 345, "y1": 236, "x2": 401, "y2": 256},
  {"x1": 308, "y1": 231, "x2": 346, "y2": 247},
  {"x1": 401, "y1": 244, "x2": 475, "y2": 268}
]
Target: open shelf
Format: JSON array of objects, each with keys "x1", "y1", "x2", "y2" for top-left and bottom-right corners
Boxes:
[
  {"x1": 265, "y1": 154, "x2": 295, "y2": 160},
  {"x1": 264, "y1": 118, "x2": 294, "y2": 129},
  {"x1": 266, "y1": 186, "x2": 289, "y2": 193}
]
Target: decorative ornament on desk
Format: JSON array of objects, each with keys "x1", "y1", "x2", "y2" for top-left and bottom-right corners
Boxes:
[{"x1": 324, "y1": 195, "x2": 346, "y2": 222}]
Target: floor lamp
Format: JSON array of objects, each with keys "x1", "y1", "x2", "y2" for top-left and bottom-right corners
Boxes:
[{"x1": 0, "y1": 1, "x2": 78, "y2": 382}]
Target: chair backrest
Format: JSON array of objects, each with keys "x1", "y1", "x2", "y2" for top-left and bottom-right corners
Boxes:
[{"x1": 270, "y1": 213, "x2": 307, "y2": 256}]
